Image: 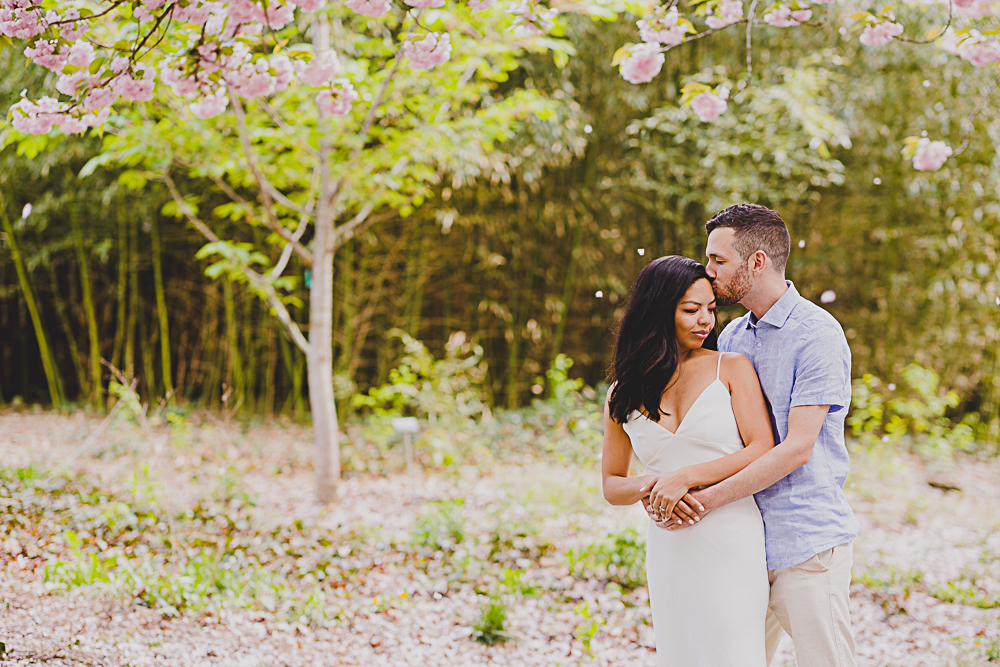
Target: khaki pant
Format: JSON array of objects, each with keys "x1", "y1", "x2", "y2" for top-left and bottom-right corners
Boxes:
[{"x1": 765, "y1": 542, "x2": 856, "y2": 667}]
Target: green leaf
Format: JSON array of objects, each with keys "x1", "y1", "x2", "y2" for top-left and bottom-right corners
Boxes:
[
  {"x1": 118, "y1": 170, "x2": 149, "y2": 190},
  {"x1": 611, "y1": 45, "x2": 632, "y2": 67}
]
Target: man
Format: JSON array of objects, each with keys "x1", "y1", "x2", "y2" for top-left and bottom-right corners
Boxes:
[{"x1": 646, "y1": 203, "x2": 859, "y2": 667}]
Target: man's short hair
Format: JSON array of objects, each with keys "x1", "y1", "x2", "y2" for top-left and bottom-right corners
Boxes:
[{"x1": 705, "y1": 203, "x2": 791, "y2": 273}]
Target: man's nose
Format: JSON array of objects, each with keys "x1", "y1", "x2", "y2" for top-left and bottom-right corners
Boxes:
[{"x1": 705, "y1": 265, "x2": 716, "y2": 279}]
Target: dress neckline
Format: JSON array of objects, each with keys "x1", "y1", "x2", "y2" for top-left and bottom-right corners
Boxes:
[{"x1": 635, "y1": 378, "x2": 725, "y2": 436}]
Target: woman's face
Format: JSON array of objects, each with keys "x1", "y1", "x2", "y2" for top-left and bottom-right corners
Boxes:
[{"x1": 674, "y1": 278, "x2": 716, "y2": 351}]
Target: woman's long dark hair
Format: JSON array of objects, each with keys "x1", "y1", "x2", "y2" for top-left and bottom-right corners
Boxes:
[{"x1": 608, "y1": 256, "x2": 718, "y2": 424}]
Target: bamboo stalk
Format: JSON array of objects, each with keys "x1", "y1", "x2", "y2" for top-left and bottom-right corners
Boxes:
[
  {"x1": 125, "y1": 214, "x2": 138, "y2": 376},
  {"x1": 0, "y1": 192, "x2": 63, "y2": 407},
  {"x1": 111, "y1": 197, "x2": 127, "y2": 371},
  {"x1": 46, "y1": 261, "x2": 87, "y2": 393},
  {"x1": 72, "y1": 205, "x2": 103, "y2": 411},
  {"x1": 149, "y1": 213, "x2": 173, "y2": 400}
]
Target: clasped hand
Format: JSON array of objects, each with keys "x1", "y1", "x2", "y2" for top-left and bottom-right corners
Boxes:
[{"x1": 640, "y1": 472, "x2": 706, "y2": 528}]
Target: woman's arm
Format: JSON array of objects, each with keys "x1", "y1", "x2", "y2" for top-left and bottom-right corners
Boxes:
[
  {"x1": 602, "y1": 388, "x2": 656, "y2": 506},
  {"x1": 645, "y1": 353, "x2": 775, "y2": 517}
]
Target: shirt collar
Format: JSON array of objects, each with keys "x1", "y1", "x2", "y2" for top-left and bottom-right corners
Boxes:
[{"x1": 746, "y1": 281, "x2": 801, "y2": 329}]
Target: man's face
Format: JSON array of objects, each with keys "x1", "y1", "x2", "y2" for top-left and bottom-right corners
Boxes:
[{"x1": 706, "y1": 228, "x2": 751, "y2": 307}]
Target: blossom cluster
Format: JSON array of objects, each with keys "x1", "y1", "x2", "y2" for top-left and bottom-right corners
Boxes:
[
  {"x1": 612, "y1": 0, "x2": 998, "y2": 171},
  {"x1": 4, "y1": 0, "x2": 559, "y2": 135}
]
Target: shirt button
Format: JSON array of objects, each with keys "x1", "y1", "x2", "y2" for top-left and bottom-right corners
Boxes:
[{"x1": 757, "y1": 343, "x2": 762, "y2": 347}]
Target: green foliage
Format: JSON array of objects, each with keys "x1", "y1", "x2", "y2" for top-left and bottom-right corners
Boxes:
[
  {"x1": 353, "y1": 330, "x2": 487, "y2": 422},
  {"x1": 411, "y1": 499, "x2": 466, "y2": 552},
  {"x1": 0, "y1": 467, "x2": 365, "y2": 625},
  {"x1": 848, "y1": 363, "x2": 978, "y2": 460},
  {"x1": 472, "y1": 596, "x2": 510, "y2": 646},
  {"x1": 572, "y1": 601, "x2": 606, "y2": 660},
  {"x1": 854, "y1": 565, "x2": 924, "y2": 615},
  {"x1": 567, "y1": 527, "x2": 646, "y2": 590}
]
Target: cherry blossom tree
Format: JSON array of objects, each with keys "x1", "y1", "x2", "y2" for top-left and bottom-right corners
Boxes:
[
  {"x1": 0, "y1": 0, "x2": 584, "y2": 502},
  {"x1": 611, "y1": 0, "x2": 1000, "y2": 173}
]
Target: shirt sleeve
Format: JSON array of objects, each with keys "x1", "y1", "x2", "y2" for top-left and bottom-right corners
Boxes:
[{"x1": 789, "y1": 329, "x2": 852, "y2": 412}]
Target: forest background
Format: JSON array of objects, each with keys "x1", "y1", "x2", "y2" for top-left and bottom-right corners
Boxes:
[{"x1": 1, "y1": 7, "x2": 999, "y2": 448}]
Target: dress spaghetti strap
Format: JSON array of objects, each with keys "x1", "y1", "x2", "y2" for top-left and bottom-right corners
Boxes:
[{"x1": 716, "y1": 352, "x2": 724, "y2": 381}]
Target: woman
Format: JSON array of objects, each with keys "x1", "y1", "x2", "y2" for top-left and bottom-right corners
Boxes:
[{"x1": 601, "y1": 256, "x2": 774, "y2": 667}]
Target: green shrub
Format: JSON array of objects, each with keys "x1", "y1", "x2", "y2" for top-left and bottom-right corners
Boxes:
[
  {"x1": 848, "y1": 363, "x2": 977, "y2": 459},
  {"x1": 567, "y1": 527, "x2": 646, "y2": 590},
  {"x1": 472, "y1": 596, "x2": 510, "y2": 645}
]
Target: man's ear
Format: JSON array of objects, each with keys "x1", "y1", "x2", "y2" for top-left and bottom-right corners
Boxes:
[{"x1": 750, "y1": 250, "x2": 768, "y2": 276}]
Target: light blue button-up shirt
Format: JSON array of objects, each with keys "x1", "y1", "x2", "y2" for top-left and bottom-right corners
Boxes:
[{"x1": 719, "y1": 281, "x2": 859, "y2": 570}]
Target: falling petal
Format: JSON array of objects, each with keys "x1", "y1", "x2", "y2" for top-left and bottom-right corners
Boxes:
[
  {"x1": 637, "y1": 248, "x2": 645, "y2": 256},
  {"x1": 21, "y1": 203, "x2": 32, "y2": 219},
  {"x1": 820, "y1": 290, "x2": 836, "y2": 304},
  {"x1": 595, "y1": 291, "x2": 604, "y2": 298}
]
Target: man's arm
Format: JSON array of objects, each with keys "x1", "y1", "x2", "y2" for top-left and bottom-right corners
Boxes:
[{"x1": 651, "y1": 404, "x2": 830, "y2": 527}]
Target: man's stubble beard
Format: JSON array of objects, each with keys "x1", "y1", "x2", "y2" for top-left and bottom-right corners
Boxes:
[{"x1": 713, "y1": 263, "x2": 752, "y2": 307}]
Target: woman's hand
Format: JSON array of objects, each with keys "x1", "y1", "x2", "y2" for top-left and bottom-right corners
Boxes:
[{"x1": 640, "y1": 470, "x2": 693, "y2": 520}]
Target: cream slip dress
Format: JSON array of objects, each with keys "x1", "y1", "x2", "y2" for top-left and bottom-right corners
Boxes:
[{"x1": 622, "y1": 353, "x2": 768, "y2": 667}]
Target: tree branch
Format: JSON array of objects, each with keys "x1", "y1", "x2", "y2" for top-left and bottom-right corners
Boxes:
[
  {"x1": 228, "y1": 90, "x2": 315, "y2": 218},
  {"x1": 210, "y1": 173, "x2": 313, "y2": 266},
  {"x1": 162, "y1": 167, "x2": 312, "y2": 354},
  {"x1": 952, "y1": 72, "x2": 1000, "y2": 156}
]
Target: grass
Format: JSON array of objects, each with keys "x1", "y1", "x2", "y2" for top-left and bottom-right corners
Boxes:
[
  {"x1": 472, "y1": 596, "x2": 509, "y2": 645},
  {"x1": 567, "y1": 527, "x2": 647, "y2": 590}
]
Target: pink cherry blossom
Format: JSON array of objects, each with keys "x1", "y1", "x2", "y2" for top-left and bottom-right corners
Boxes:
[
  {"x1": 955, "y1": 0, "x2": 995, "y2": 18},
  {"x1": 0, "y1": 7, "x2": 45, "y2": 40},
  {"x1": 508, "y1": 0, "x2": 558, "y2": 36},
  {"x1": 160, "y1": 65, "x2": 201, "y2": 97},
  {"x1": 56, "y1": 70, "x2": 87, "y2": 96},
  {"x1": 637, "y1": 6, "x2": 686, "y2": 46},
  {"x1": 402, "y1": 33, "x2": 452, "y2": 70},
  {"x1": 10, "y1": 96, "x2": 65, "y2": 135},
  {"x1": 468, "y1": 0, "x2": 495, "y2": 11},
  {"x1": 265, "y1": 2, "x2": 294, "y2": 28},
  {"x1": 404, "y1": 0, "x2": 444, "y2": 7},
  {"x1": 958, "y1": 32, "x2": 1000, "y2": 67},
  {"x1": 296, "y1": 50, "x2": 341, "y2": 86},
  {"x1": 84, "y1": 86, "x2": 118, "y2": 110},
  {"x1": 227, "y1": 0, "x2": 264, "y2": 23},
  {"x1": 190, "y1": 89, "x2": 229, "y2": 118},
  {"x1": 690, "y1": 90, "x2": 727, "y2": 121},
  {"x1": 859, "y1": 20, "x2": 903, "y2": 47},
  {"x1": 619, "y1": 43, "x2": 664, "y2": 84},
  {"x1": 316, "y1": 81, "x2": 359, "y2": 116},
  {"x1": 289, "y1": 0, "x2": 325, "y2": 11},
  {"x1": 56, "y1": 8, "x2": 87, "y2": 41},
  {"x1": 705, "y1": 0, "x2": 742, "y2": 29},
  {"x1": 67, "y1": 40, "x2": 96, "y2": 67},
  {"x1": 58, "y1": 115, "x2": 90, "y2": 134},
  {"x1": 112, "y1": 67, "x2": 156, "y2": 102},
  {"x1": 912, "y1": 138, "x2": 952, "y2": 171},
  {"x1": 762, "y1": 5, "x2": 811, "y2": 27},
  {"x1": 345, "y1": 0, "x2": 393, "y2": 16},
  {"x1": 110, "y1": 55, "x2": 131, "y2": 73},
  {"x1": 225, "y1": 58, "x2": 277, "y2": 98},
  {"x1": 24, "y1": 40, "x2": 67, "y2": 71},
  {"x1": 271, "y1": 54, "x2": 294, "y2": 90}
]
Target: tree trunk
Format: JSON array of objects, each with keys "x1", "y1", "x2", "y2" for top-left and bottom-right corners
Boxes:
[
  {"x1": 549, "y1": 211, "x2": 583, "y2": 370},
  {"x1": 150, "y1": 213, "x2": 173, "y2": 400},
  {"x1": 0, "y1": 194, "x2": 62, "y2": 407},
  {"x1": 308, "y1": 14, "x2": 341, "y2": 504}
]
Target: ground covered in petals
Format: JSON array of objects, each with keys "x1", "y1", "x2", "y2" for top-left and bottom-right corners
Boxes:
[{"x1": 0, "y1": 411, "x2": 997, "y2": 666}]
